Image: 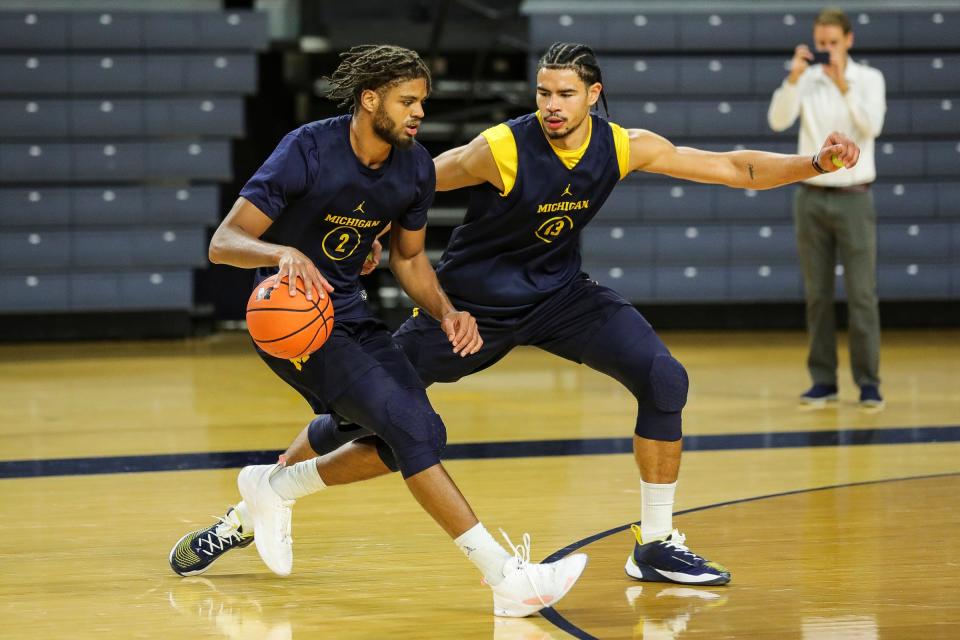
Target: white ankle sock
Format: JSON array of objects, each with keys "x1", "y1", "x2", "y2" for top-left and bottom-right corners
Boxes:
[
  {"x1": 641, "y1": 480, "x2": 676, "y2": 542},
  {"x1": 233, "y1": 501, "x2": 253, "y2": 533},
  {"x1": 268, "y1": 459, "x2": 326, "y2": 501},
  {"x1": 454, "y1": 522, "x2": 511, "y2": 587}
]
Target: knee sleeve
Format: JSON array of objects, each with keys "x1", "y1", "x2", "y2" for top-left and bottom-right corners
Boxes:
[
  {"x1": 307, "y1": 414, "x2": 399, "y2": 472},
  {"x1": 306, "y1": 414, "x2": 373, "y2": 456},
  {"x1": 633, "y1": 354, "x2": 687, "y2": 442},
  {"x1": 382, "y1": 389, "x2": 447, "y2": 478},
  {"x1": 648, "y1": 354, "x2": 689, "y2": 413}
]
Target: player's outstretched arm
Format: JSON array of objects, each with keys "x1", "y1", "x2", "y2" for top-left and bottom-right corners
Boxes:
[
  {"x1": 627, "y1": 129, "x2": 860, "y2": 190},
  {"x1": 209, "y1": 196, "x2": 333, "y2": 300},
  {"x1": 388, "y1": 226, "x2": 482, "y2": 356},
  {"x1": 434, "y1": 135, "x2": 504, "y2": 192}
]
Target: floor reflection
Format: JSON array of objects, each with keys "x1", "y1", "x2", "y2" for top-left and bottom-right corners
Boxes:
[
  {"x1": 624, "y1": 585, "x2": 728, "y2": 639},
  {"x1": 167, "y1": 577, "x2": 293, "y2": 640}
]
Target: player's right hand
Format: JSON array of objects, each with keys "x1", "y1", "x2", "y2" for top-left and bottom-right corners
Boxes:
[
  {"x1": 441, "y1": 310, "x2": 483, "y2": 357},
  {"x1": 788, "y1": 44, "x2": 813, "y2": 81},
  {"x1": 276, "y1": 247, "x2": 334, "y2": 301}
]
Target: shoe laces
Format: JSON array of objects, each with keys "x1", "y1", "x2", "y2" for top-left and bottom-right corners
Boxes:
[
  {"x1": 660, "y1": 530, "x2": 703, "y2": 562},
  {"x1": 197, "y1": 514, "x2": 244, "y2": 556},
  {"x1": 499, "y1": 529, "x2": 547, "y2": 608}
]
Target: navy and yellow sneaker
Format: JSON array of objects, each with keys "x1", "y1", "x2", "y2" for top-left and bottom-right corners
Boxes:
[
  {"x1": 624, "y1": 525, "x2": 730, "y2": 586},
  {"x1": 169, "y1": 507, "x2": 254, "y2": 576}
]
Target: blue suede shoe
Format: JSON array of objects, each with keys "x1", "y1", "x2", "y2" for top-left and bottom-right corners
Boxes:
[
  {"x1": 799, "y1": 384, "x2": 838, "y2": 406},
  {"x1": 859, "y1": 385, "x2": 885, "y2": 409}
]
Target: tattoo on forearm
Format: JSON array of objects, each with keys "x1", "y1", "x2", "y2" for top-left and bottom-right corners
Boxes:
[{"x1": 748, "y1": 163, "x2": 755, "y2": 181}]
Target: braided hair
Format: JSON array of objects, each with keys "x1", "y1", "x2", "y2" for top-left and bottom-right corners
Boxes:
[
  {"x1": 537, "y1": 42, "x2": 609, "y2": 116},
  {"x1": 323, "y1": 44, "x2": 431, "y2": 112}
]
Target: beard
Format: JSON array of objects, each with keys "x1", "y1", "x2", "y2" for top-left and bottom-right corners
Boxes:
[
  {"x1": 372, "y1": 104, "x2": 416, "y2": 150},
  {"x1": 542, "y1": 113, "x2": 587, "y2": 141}
]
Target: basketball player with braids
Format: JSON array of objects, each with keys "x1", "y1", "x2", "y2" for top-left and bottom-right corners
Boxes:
[
  {"x1": 190, "y1": 43, "x2": 860, "y2": 587},
  {"x1": 168, "y1": 45, "x2": 588, "y2": 618}
]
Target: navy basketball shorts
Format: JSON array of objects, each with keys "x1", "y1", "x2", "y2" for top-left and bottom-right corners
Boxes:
[
  {"x1": 394, "y1": 273, "x2": 635, "y2": 384},
  {"x1": 395, "y1": 273, "x2": 684, "y2": 441},
  {"x1": 258, "y1": 317, "x2": 446, "y2": 477}
]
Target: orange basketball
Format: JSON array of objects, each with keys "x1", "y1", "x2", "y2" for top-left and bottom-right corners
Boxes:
[{"x1": 246, "y1": 275, "x2": 334, "y2": 359}]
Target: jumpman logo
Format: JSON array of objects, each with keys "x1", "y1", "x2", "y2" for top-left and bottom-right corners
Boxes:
[
  {"x1": 353, "y1": 201, "x2": 366, "y2": 214},
  {"x1": 561, "y1": 184, "x2": 573, "y2": 197}
]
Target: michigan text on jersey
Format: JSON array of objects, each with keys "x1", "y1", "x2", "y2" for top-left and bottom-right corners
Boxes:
[
  {"x1": 323, "y1": 213, "x2": 381, "y2": 229},
  {"x1": 536, "y1": 199, "x2": 590, "y2": 213}
]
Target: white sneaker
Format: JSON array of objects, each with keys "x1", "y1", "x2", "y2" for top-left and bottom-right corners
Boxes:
[
  {"x1": 237, "y1": 464, "x2": 294, "y2": 576},
  {"x1": 491, "y1": 531, "x2": 588, "y2": 618}
]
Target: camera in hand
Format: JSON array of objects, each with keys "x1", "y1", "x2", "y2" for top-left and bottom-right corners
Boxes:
[{"x1": 810, "y1": 51, "x2": 831, "y2": 65}]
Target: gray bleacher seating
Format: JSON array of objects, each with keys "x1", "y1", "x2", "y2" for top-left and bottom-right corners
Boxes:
[
  {"x1": 0, "y1": 54, "x2": 258, "y2": 95},
  {"x1": 589, "y1": 265, "x2": 655, "y2": 301},
  {"x1": 0, "y1": 188, "x2": 71, "y2": 226},
  {"x1": 729, "y1": 265, "x2": 803, "y2": 301},
  {"x1": 911, "y1": 99, "x2": 959, "y2": 134},
  {"x1": 582, "y1": 225, "x2": 655, "y2": 262},
  {"x1": 529, "y1": 8, "x2": 960, "y2": 52},
  {"x1": 848, "y1": 11, "x2": 901, "y2": 49},
  {"x1": 606, "y1": 14, "x2": 678, "y2": 51},
  {"x1": 655, "y1": 225, "x2": 729, "y2": 263},
  {"x1": 901, "y1": 11, "x2": 958, "y2": 49},
  {"x1": 0, "y1": 10, "x2": 268, "y2": 51},
  {"x1": 678, "y1": 13, "x2": 752, "y2": 52},
  {"x1": 715, "y1": 188, "x2": 792, "y2": 221},
  {"x1": 925, "y1": 141, "x2": 960, "y2": 176},
  {"x1": 873, "y1": 182, "x2": 938, "y2": 219},
  {"x1": 0, "y1": 186, "x2": 218, "y2": 227},
  {"x1": 679, "y1": 57, "x2": 753, "y2": 95},
  {"x1": 730, "y1": 225, "x2": 797, "y2": 263},
  {"x1": 655, "y1": 265, "x2": 728, "y2": 301},
  {"x1": 903, "y1": 55, "x2": 960, "y2": 93},
  {"x1": 0, "y1": 230, "x2": 71, "y2": 269},
  {"x1": 602, "y1": 54, "x2": 960, "y2": 99},
  {"x1": 0, "y1": 140, "x2": 231, "y2": 183},
  {"x1": 67, "y1": 271, "x2": 193, "y2": 311},
  {"x1": 0, "y1": 274, "x2": 70, "y2": 312},
  {"x1": 878, "y1": 224, "x2": 952, "y2": 262},
  {"x1": 751, "y1": 12, "x2": 817, "y2": 50},
  {"x1": 641, "y1": 184, "x2": 715, "y2": 222},
  {"x1": 687, "y1": 101, "x2": 765, "y2": 136},
  {"x1": 0, "y1": 12, "x2": 68, "y2": 50},
  {"x1": 0, "y1": 97, "x2": 243, "y2": 139},
  {"x1": 875, "y1": 142, "x2": 925, "y2": 178},
  {"x1": 878, "y1": 264, "x2": 951, "y2": 299},
  {"x1": 0, "y1": 9, "x2": 265, "y2": 317},
  {"x1": 941, "y1": 184, "x2": 960, "y2": 218}
]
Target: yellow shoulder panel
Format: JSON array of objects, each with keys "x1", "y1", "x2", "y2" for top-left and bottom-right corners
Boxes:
[
  {"x1": 480, "y1": 123, "x2": 518, "y2": 197},
  {"x1": 608, "y1": 122, "x2": 632, "y2": 180}
]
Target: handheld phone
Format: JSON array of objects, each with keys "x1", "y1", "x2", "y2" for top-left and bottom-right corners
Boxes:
[{"x1": 810, "y1": 51, "x2": 831, "y2": 65}]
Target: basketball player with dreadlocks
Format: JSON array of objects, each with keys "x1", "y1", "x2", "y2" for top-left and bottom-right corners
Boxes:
[
  {"x1": 184, "y1": 42, "x2": 860, "y2": 588},
  {"x1": 167, "y1": 45, "x2": 588, "y2": 618}
]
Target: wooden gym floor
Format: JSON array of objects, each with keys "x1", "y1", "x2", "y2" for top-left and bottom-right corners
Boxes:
[{"x1": 1, "y1": 328, "x2": 958, "y2": 639}]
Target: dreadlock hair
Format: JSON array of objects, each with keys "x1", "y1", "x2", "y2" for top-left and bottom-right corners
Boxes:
[
  {"x1": 323, "y1": 44, "x2": 432, "y2": 112},
  {"x1": 537, "y1": 42, "x2": 609, "y2": 116}
]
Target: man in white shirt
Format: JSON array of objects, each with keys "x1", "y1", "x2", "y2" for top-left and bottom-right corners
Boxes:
[{"x1": 768, "y1": 7, "x2": 886, "y2": 409}]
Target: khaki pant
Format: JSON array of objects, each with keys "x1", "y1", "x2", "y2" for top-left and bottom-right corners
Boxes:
[{"x1": 793, "y1": 186, "x2": 881, "y2": 387}]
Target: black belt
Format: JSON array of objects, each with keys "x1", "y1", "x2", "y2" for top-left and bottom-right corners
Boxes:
[{"x1": 802, "y1": 183, "x2": 871, "y2": 194}]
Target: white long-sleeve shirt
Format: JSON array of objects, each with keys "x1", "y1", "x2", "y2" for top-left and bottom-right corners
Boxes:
[{"x1": 768, "y1": 58, "x2": 886, "y2": 187}]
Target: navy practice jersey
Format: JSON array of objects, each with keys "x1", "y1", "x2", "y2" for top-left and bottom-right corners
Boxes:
[
  {"x1": 240, "y1": 115, "x2": 435, "y2": 320},
  {"x1": 435, "y1": 112, "x2": 630, "y2": 316}
]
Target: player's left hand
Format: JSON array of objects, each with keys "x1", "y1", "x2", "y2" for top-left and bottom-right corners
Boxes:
[
  {"x1": 441, "y1": 310, "x2": 483, "y2": 357},
  {"x1": 361, "y1": 239, "x2": 382, "y2": 275},
  {"x1": 817, "y1": 131, "x2": 860, "y2": 171}
]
